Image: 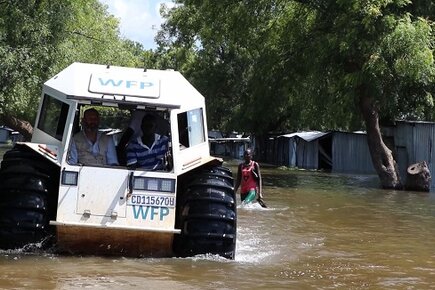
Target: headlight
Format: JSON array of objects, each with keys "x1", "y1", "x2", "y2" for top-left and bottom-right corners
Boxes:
[
  {"x1": 62, "y1": 170, "x2": 78, "y2": 186},
  {"x1": 133, "y1": 177, "x2": 175, "y2": 193}
]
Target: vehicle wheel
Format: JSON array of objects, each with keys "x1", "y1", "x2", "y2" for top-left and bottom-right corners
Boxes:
[
  {"x1": 174, "y1": 166, "x2": 237, "y2": 259},
  {"x1": 0, "y1": 145, "x2": 59, "y2": 249}
]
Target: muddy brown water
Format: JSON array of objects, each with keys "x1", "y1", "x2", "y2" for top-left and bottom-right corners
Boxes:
[{"x1": 1, "y1": 160, "x2": 435, "y2": 289}]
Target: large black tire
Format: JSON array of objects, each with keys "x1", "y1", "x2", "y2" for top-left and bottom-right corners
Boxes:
[
  {"x1": 174, "y1": 166, "x2": 237, "y2": 259},
  {"x1": 0, "y1": 145, "x2": 59, "y2": 249}
]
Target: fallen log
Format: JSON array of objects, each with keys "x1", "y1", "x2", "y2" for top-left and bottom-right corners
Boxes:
[{"x1": 405, "y1": 161, "x2": 431, "y2": 192}]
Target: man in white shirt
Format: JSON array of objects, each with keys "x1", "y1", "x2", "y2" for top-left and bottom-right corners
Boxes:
[{"x1": 69, "y1": 108, "x2": 119, "y2": 166}]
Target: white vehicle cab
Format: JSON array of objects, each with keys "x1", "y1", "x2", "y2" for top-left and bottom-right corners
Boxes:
[{"x1": 0, "y1": 63, "x2": 237, "y2": 259}]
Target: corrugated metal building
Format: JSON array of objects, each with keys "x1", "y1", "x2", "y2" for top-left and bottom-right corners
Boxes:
[
  {"x1": 393, "y1": 121, "x2": 435, "y2": 188},
  {"x1": 254, "y1": 121, "x2": 435, "y2": 188},
  {"x1": 261, "y1": 134, "x2": 293, "y2": 166},
  {"x1": 332, "y1": 131, "x2": 376, "y2": 174},
  {"x1": 208, "y1": 131, "x2": 251, "y2": 159},
  {"x1": 264, "y1": 131, "x2": 376, "y2": 174},
  {"x1": 0, "y1": 127, "x2": 12, "y2": 143},
  {"x1": 276, "y1": 132, "x2": 331, "y2": 169},
  {"x1": 260, "y1": 131, "x2": 331, "y2": 169}
]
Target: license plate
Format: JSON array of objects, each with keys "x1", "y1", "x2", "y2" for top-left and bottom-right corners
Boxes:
[{"x1": 128, "y1": 194, "x2": 175, "y2": 208}]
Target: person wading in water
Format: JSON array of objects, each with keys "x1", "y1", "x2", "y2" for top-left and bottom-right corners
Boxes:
[{"x1": 234, "y1": 148, "x2": 266, "y2": 207}]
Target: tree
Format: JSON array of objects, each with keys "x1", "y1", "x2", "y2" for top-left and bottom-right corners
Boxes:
[
  {"x1": 159, "y1": 0, "x2": 435, "y2": 189},
  {"x1": 157, "y1": 1, "x2": 351, "y2": 132},
  {"x1": 156, "y1": 1, "x2": 275, "y2": 132},
  {"x1": 53, "y1": 0, "x2": 145, "y2": 71},
  {"x1": 0, "y1": 0, "x2": 146, "y2": 140},
  {"x1": 289, "y1": 0, "x2": 434, "y2": 188},
  {"x1": 0, "y1": 0, "x2": 73, "y2": 139}
]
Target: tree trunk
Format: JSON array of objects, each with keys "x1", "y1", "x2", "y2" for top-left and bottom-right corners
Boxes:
[
  {"x1": 358, "y1": 86, "x2": 402, "y2": 189},
  {"x1": 405, "y1": 161, "x2": 431, "y2": 192},
  {"x1": 0, "y1": 113, "x2": 33, "y2": 141}
]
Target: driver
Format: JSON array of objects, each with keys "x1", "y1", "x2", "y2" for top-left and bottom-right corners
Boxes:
[{"x1": 69, "y1": 108, "x2": 118, "y2": 166}]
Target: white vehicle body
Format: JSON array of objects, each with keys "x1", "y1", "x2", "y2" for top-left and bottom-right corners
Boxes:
[{"x1": 0, "y1": 63, "x2": 236, "y2": 257}]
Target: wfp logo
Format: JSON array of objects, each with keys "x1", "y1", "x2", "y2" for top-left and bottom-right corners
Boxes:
[
  {"x1": 89, "y1": 73, "x2": 160, "y2": 98},
  {"x1": 98, "y1": 78, "x2": 154, "y2": 89}
]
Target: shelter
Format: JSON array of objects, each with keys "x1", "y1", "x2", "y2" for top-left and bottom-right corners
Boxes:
[
  {"x1": 208, "y1": 131, "x2": 251, "y2": 159},
  {"x1": 264, "y1": 130, "x2": 376, "y2": 174},
  {"x1": 331, "y1": 131, "x2": 376, "y2": 174},
  {"x1": 273, "y1": 131, "x2": 332, "y2": 170},
  {"x1": 255, "y1": 121, "x2": 435, "y2": 189},
  {"x1": 393, "y1": 121, "x2": 435, "y2": 188},
  {"x1": 0, "y1": 127, "x2": 13, "y2": 143}
]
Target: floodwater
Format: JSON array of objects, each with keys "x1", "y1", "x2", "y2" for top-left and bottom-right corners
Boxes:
[{"x1": 2, "y1": 161, "x2": 435, "y2": 289}]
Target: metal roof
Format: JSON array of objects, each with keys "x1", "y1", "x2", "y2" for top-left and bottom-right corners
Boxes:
[{"x1": 278, "y1": 131, "x2": 330, "y2": 142}]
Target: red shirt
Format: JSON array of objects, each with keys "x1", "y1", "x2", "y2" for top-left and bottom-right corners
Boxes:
[{"x1": 241, "y1": 161, "x2": 258, "y2": 193}]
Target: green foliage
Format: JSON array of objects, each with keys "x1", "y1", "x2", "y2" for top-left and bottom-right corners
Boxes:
[
  {"x1": 157, "y1": 1, "x2": 289, "y2": 132},
  {"x1": 299, "y1": 0, "x2": 435, "y2": 125},
  {"x1": 53, "y1": 0, "x2": 144, "y2": 71},
  {"x1": 158, "y1": 0, "x2": 435, "y2": 134},
  {"x1": 1, "y1": 0, "x2": 434, "y2": 138},
  {"x1": 0, "y1": 0, "x2": 71, "y2": 122},
  {"x1": 0, "y1": 0, "x2": 145, "y2": 129}
]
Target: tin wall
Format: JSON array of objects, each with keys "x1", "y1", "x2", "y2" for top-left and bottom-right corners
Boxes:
[
  {"x1": 332, "y1": 132, "x2": 376, "y2": 174},
  {"x1": 395, "y1": 121, "x2": 435, "y2": 188}
]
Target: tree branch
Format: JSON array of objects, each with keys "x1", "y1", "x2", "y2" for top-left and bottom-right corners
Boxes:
[{"x1": 0, "y1": 114, "x2": 33, "y2": 141}]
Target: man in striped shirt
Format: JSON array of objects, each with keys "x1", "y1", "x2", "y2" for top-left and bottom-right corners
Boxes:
[{"x1": 126, "y1": 114, "x2": 169, "y2": 170}]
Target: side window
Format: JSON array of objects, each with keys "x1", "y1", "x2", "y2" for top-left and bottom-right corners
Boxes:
[
  {"x1": 37, "y1": 94, "x2": 69, "y2": 141},
  {"x1": 177, "y1": 108, "x2": 205, "y2": 149}
]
